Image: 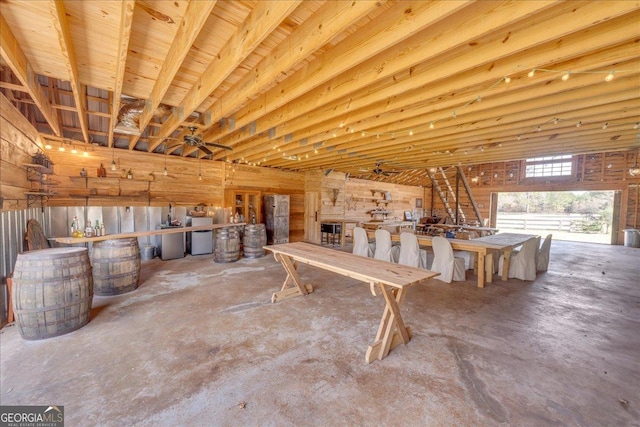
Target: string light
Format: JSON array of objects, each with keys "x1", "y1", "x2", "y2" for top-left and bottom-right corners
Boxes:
[
  {"x1": 602, "y1": 122, "x2": 608, "y2": 130},
  {"x1": 58, "y1": 145, "x2": 65, "y2": 152},
  {"x1": 83, "y1": 147, "x2": 89, "y2": 157},
  {"x1": 44, "y1": 143, "x2": 52, "y2": 150},
  {"x1": 71, "y1": 145, "x2": 78, "y2": 154},
  {"x1": 267, "y1": 65, "x2": 632, "y2": 159}
]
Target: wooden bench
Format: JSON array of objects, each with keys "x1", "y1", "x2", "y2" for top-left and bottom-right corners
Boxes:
[{"x1": 264, "y1": 242, "x2": 439, "y2": 363}]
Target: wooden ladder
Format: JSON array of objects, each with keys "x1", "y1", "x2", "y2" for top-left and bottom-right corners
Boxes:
[
  {"x1": 427, "y1": 168, "x2": 459, "y2": 221},
  {"x1": 428, "y1": 167, "x2": 484, "y2": 225}
]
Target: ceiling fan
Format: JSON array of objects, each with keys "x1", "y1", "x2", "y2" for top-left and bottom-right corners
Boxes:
[
  {"x1": 372, "y1": 163, "x2": 400, "y2": 176},
  {"x1": 162, "y1": 126, "x2": 233, "y2": 155}
]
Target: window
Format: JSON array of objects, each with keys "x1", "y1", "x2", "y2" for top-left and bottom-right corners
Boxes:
[{"x1": 524, "y1": 155, "x2": 573, "y2": 178}]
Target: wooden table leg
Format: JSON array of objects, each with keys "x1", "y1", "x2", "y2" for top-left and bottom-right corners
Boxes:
[
  {"x1": 485, "y1": 252, "x2": 493, "y2": 284},
  {"x1": 501, "y1": 249, "x2": 512, "y2": 280},
  {"x1": 271, "y1": 253, "x2": 313, "y2": 303},
  {"x1": 477, "y1": 252, "x2": 486, "y2": 288},
  {"x1": 365, "y1": 284, "x2": 411, "y2": 363}
]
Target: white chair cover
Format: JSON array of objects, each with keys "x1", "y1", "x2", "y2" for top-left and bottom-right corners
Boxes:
[
  {"x1": 454, "y1": 250, "x2": 476, "y2": 270},
  {"x1": 352, "y1": 226, "x2": 374, "y2": 258},
  {"x1": 374, "y1": 229, "x2": 395, "y2": 263},
  {"x1": 498, "y1": 236, "x2": 540, "y2": 281},
  {"x1": 431, "y1": 236, "x2": 466, "y2": 283},
  {"x1": 537, "y1": 234, "x2": 552, "y2": 272},
  {"x1": 398, "y1": 232, "x2": 427, "y2": 268}
]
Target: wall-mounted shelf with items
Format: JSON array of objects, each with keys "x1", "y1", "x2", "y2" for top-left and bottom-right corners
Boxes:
[
  {"x1": 23, "y1": 163, "x2": 57, "y2": 207},
  {"x1": 68, "y1": 176, "x2": 150, "y2": 198}
]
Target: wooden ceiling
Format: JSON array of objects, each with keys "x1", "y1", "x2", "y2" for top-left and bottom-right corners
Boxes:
[{"x1": 1, "y1": 0, "x2": 639, "y2": 181}]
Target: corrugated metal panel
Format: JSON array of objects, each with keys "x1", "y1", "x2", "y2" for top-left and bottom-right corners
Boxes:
[{"x1": 1, "y1": 205, "x2": 185, "y2": 323}]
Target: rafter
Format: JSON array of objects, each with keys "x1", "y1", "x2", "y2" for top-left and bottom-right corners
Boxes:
[
  {"x1": 232, "y1": 12, "x2": 639, "y2": 163},
  {"x1": 0, "y1": 12, "x2": 61, "y2": 136},
  {"x1": 108, "y1": 0, "x2": 135, "y2": 148},
  {"x1": 50, "y1": 0, "x2": 88, "y2": 143},
  {"x1": 128, "y1": 0, "x2": 216, "y2": 149},
  {"x1": 149, "y1": 0, "x2": 302, "y2": 152},
  {"x1": 200, "y1": 0, "x2": 389, "y2": 138},
  {"x1": 212, "y1": 1, "x2": 636, "y2": 160}
]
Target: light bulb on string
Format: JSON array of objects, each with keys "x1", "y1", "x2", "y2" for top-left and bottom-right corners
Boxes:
[
  {"x1": 634, "y1": 122, "x2": 639, "y2": 130},
  {"x1": 45, "y1": 143, "x2": 52, "y2": 150},
  {"x1": 83, "y1": 148, "x2": 89, "y2": 157},
  {"x1": 504, "y1": 76, "x2": 511, "y2": 83},
  {"x1": 576, "y1": 121, "x2": 582, "y2": 128},
  {"x1": 429, "y1": 122, "x2": 435, "y2": 129},
  {"x1": 605, "y1": 71, "x2": 614, "y2": 82},
  {"x1": 71, "y1": 145, "x2": 78, "y2": 154},
  {"x1": 527, "y1": 69, "x2": 535, "y2": 78},
  {"x1": 602, "y1": 122, "x2": 608, "y2": 130},
  {"x1": 561, "y1": 71, "x2": 570, "y2": 81}
]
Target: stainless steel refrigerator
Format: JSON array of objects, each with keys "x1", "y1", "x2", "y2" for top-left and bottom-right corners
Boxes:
[
  {"x1": 263, "y1": 194, "x2": 289, "y2": 244},
  {"x1": 187, "y1": 216, "x2": 213, "y2": 255}
]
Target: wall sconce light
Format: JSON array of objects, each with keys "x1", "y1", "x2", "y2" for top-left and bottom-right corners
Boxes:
[
  {"x1": 471, "y1": 176, "x2": 479, "y2": 184},
  {"x1": 110, "y1": 145, "x2": 117, "y2": 171}
]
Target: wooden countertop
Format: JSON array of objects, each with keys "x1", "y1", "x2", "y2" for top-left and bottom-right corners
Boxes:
[{"x1": 54, "y1": 223, "x2": 246, "y2": 244}]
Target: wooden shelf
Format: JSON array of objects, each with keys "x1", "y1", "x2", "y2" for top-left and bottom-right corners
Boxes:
[
  {"x1": 23, "y1": 163, "x2": 54, "y2": 174},
  {"x1": 25, "y1": 191, "x2": 57, "y2": 196}
]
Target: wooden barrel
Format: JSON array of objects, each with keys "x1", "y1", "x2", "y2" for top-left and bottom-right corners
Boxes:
[
  {"x1": 12, "y1": 247, "x2": 93, "y2": 340},
  {"x1": 91, "y1": 238, "x2": 141, "y2": 296},
  {"x1": 243, "y1": 224, "x2": 267, "y2": 258},
  {"x1": 214, "y1": 228, "x2": 240, "y2": 263}
]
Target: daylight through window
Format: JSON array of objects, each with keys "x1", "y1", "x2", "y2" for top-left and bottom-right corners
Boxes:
[{"x1": 525, "y1": 155, "x2": 573, "y2": 178}]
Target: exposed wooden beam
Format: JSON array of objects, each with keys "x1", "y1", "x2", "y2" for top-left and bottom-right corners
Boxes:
[
  {"x1": 0, "y1": 12, "x2": 62, "y2": 136},
  {"x1": 202, "y1": 0, "x2": 487, "y2": 151},
  {"x1": 50, "y1": 0, "x2": 89, "y2": 143},
  {"x1": 233, "y1": 12, "x2": 638, "y2": 162},
  {"x1": 213, "y1": 1, "x2": 635, "y2": 160},
  {"x1": 150, "y1": 0, "x2": 302, "y2": 152},
  {"x1": 129, "y1": 0, "x2": 216, "y2": 149},
  {"x1": 109, "y1": 0, "x2": 135, "y2": 148},
  {"x1": 201, "y1": 0, "x2": 388, "y2": 136}
]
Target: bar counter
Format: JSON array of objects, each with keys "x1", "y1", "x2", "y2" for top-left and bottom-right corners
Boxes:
[{"x1": 54, "y1": 222, "x2": 246, "y2": 244}]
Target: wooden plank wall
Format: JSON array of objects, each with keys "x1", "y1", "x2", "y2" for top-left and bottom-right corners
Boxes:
[
  {"x1": 224, "y1": 163, "x2": 306, "y2": 242},
  {"x1": 1, "y1": 92, "x2": 309, "y2": 241},
  {"x1": 436, "y1": 152, "x2": 640, "y2": 243},
  {"x1": 0, "y1": 93, "x2": 41, "y2": 211},
  {"x1": 319, "y1": 170, "x2": 426, "y2": 223}
]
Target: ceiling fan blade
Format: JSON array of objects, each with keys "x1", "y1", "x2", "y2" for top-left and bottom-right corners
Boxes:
[
  {"x1": 197, "y1": 145, "x2": 213, "y2": 155},
  {"x1": 204, "y1": 142, "x2": 233, "y2": 151}
]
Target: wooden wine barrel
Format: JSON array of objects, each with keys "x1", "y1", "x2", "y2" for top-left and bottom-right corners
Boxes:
[
  {"x1": 91, "y1": 238, "x2": 141, "y2": 296},
  {"x1": 243, "y1": 224, "x2": 267, "y2": 258},
  {"x1": 214, "y1": 228, "x2": 240, "y2": 263},
  {"x1": 12, "y1": 247, "x2": 93, "y2": 340}
]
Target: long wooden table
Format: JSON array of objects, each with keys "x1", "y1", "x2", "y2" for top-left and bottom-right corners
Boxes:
[
  {"x1": 472, "y1": 233, "x2": 539, "y2": 280},
  {"x1": 264, "y1": 242, "x2": 439, "y2": 364},
  {"x1": 365, "y1": 230, "x2": 538, "y2": 288},
  {"x1": 54, "y1": 223, "x2": 245, "y2": 244}
]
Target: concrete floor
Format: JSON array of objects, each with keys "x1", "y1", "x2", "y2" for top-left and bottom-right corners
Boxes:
[{"x1": 1, "y1": 240, "x2": 639, "y2": 426}]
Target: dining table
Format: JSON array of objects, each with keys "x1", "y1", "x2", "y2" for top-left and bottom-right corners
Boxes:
[
  {"x1": 366, "y1": 230, "x2": 537, "y2": 288},
  {"x1": 471, "y1": 232, "x2": 539, "y2": 280}
]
